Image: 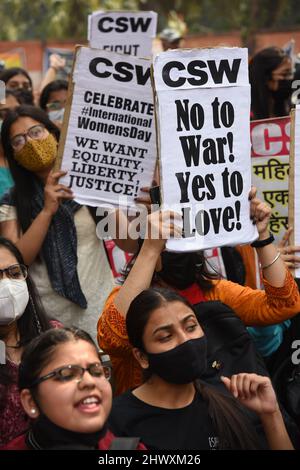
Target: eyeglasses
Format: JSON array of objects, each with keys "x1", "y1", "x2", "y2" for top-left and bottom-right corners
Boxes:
[
  {"x1": 6, "y1": 81, "x2": 32, "y2": 91},
  {"x1": 10, "y1": 124, "x2": 47, "y2": 151},
  {"x1": 46, "y1": 100, "x2": 65, "y2": 111},
  {"x1": 0, "y1": 264, "x2": 28, "y2": 281},
  {"x1": 31, "y1": 363, "x2": 111, "y2": 387}
]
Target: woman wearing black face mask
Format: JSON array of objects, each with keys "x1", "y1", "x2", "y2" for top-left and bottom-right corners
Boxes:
[
  {"x1": 108, "y1": 288, "x2": 293, "y2": 450},
  {"x1": 0, "y1": 68, "x2": 34, "y2": 106},
  {"x1": 98, "y1": 197, "x2": 300, "y2": 396},
  {"x1": 249, "y1": 47, "x2": 293, "y2": 120}
]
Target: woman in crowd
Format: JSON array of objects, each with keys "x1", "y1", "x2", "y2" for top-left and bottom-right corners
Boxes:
[
  {"x1": 0, "y1": 105, "x2": 118, "y2": 338},
  {"x1": 249, "y1": 46, "x2": 293, "y2": 120},
  {"x1": 98, "y1": 192, "x2": 300, "y2": 395},
  {"x1": 1, "y1": 327, "x2": 144, "y2": 450},
  {"x1": 109, "y1": 288, "x2": 293, "y2": 450},
  {"x1": 0, "y1": 236, "x2": 60, "y2": 446},
  {"x1": 0, "y1": 67, "x2": 34, "y2": 106},
  {"x1": 39, "y1": 79, "x2": 68, "y2": 127}
]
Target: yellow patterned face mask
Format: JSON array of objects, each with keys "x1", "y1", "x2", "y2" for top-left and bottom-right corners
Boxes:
[{"x1": 14, "y1": 133, "x2": 57, "y2": 172}]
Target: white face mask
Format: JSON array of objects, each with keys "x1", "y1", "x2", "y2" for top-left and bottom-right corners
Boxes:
[
  {"x1": 0, "y1": 278, "x2": 29, "y2": 325},
  {"x1": 48, "y1": 108, "x2": 65, "y2": 123}
]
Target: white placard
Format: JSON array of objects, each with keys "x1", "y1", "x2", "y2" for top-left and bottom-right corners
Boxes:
[
  {"x1": 59, "y1": 47, "x2": 156, "y2": 208},
  {"x1": 251, "y1": 117, "x2": 290, "y2": 243},
  {"x1": 293, "y1": 105, "x2": 300, "y2": 278},
  {"x1": 88, "y1": 10, "x2": 157, "y2": 58},
  {"x1": 153, "y1": 47, "x2": 258, "y2": 252}
]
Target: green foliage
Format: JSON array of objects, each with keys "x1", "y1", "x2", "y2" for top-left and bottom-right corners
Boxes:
[{"x1": 0, "y1": 0, "x2": 299, "y2": 41}]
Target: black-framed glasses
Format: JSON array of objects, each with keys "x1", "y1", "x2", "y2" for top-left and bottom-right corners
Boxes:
[
  {"x1": 30, "y1": 363, "x2": 111, "y2": 387},
  {"x1": 0, "y1": 264, "x2": 28, "y2": 281},
  {"x1": 10, "y1": 124, "x2": 47, "y2": 151}
]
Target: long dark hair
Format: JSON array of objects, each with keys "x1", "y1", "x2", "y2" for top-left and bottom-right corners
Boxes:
[
  {"x1": 0, "y1": 68, "x2": 34, "y2": 105},
  {"x1": 0, "y1": 67, "x2": 32, "y2": 88},
  {"x1": 249, "y1": 46, "x2": 290, "y2": 119},
  {"x1": 18, "y1": 328, "x2": 98, "y2": 391},
  {"x1": 1, "y1": 105, "x2": 60, "y2": 233},
  {"x1": 126, "y1": 288, "x2": 261, "y2": 450},
  {"x1": 0, "y1": 237, "x2": 52, "y2": 409},
  {"x1": 39, "y1": 79, "x2": 68, "y2": 111}
]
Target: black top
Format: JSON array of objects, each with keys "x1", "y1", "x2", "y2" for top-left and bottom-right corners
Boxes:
[{"x1": 109, "y1": 391, "x2": 220, "y2": 450}]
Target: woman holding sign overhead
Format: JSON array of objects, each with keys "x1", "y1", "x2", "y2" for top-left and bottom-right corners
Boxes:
[
  {"x1": 0, "y1": 105, "x2": 134, "y2": 339},
  {"x1": 98, "y1": 189, "x2": 300, "y2": 395}
]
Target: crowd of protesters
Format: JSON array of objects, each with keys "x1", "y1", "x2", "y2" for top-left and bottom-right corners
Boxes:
[{"x1": 0, "y1": 35, "x2": 300, "y2": 451}]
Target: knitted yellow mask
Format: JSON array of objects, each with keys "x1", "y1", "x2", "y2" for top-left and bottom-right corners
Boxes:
[{"x1": 14, "y1": 133, "x2": 57, "y2": 172}]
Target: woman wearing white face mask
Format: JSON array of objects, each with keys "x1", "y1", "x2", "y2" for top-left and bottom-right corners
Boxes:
[
  {"x1": 0, "y1": 236, "x2": 61, "y2": 446},
  {"x1": 39, "y1": 79, "x2": 68, "y2": 129}
]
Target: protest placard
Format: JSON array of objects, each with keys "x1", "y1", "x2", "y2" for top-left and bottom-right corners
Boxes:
[
  {"x1": 104, "y1": 240, "x2": 133, "y2": 278},
  {"x1": 57, "y1": 46, "x2": 156, "y2": 208},
  {"x1": 88, "y1": 10, "x2": 157, "y2": 58},
  {"x1": 289, "y1": 107, "x2": 300, "y2": 278},
  {"x1": 153, "y1": 47, "x2": 257, "y2": 252},
  {"x1": 251, "y1": 116, "x2": 290, "y2": 243}
]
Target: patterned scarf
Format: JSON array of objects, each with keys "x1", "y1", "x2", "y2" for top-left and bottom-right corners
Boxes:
[{"x1": 31, "y1": 180, "x2": 87, "y2": 308}]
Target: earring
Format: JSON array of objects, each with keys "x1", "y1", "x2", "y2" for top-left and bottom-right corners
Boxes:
[{"x1": 31, "y1": 408, "x2": 36, "y2": 414}]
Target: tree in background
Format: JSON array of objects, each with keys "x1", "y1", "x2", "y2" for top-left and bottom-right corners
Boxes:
[{"x1": 1, "y1": 0, "x2": 300, "y2": 49}]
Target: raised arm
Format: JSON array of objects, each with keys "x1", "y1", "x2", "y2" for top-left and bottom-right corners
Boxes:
[
  {"x1": 39, "y1": 54, "x2": 66, "y2": 96},
  {"x1": 206, "y1": 189, "x2": 300, "y2": 324},
  {"x1": 249, "y1": 187, "x2": 287, "y2": 287},
  {"x1": 114, "y1": 210, "x2": 181, "y2": 317},
  {"x1": 221, "y1": 373, "x2": 294, "y2": 450}
]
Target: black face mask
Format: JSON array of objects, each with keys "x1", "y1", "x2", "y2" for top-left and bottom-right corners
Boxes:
[
  {"x1": 272, "y1": 78, "x2": 293, "y2": 101},
  {"x1": 14, "y1": 88, "x2": 34, "y2": 105},
  {"x1": 158, "y1": 251, "x2": 198, "y2": 290},
  {"x1": 147, "y1": 336, "x2": 207, "y2": 384}
]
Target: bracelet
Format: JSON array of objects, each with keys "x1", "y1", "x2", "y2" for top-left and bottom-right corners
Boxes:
[
  {"x1": 251, "y1": 233, "x2": 274, "y2": 248},
  {"x1": 261, "y1": 251, "x2": 281, "y2": 270}
]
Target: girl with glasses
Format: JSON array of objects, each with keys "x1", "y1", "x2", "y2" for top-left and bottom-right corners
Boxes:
[
  {"x1": 1, "y1": 327, "x2": 144, "y2": 450},
  {"x1": 0, "y1": 236, "x2": 60, "y2": 446}
]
